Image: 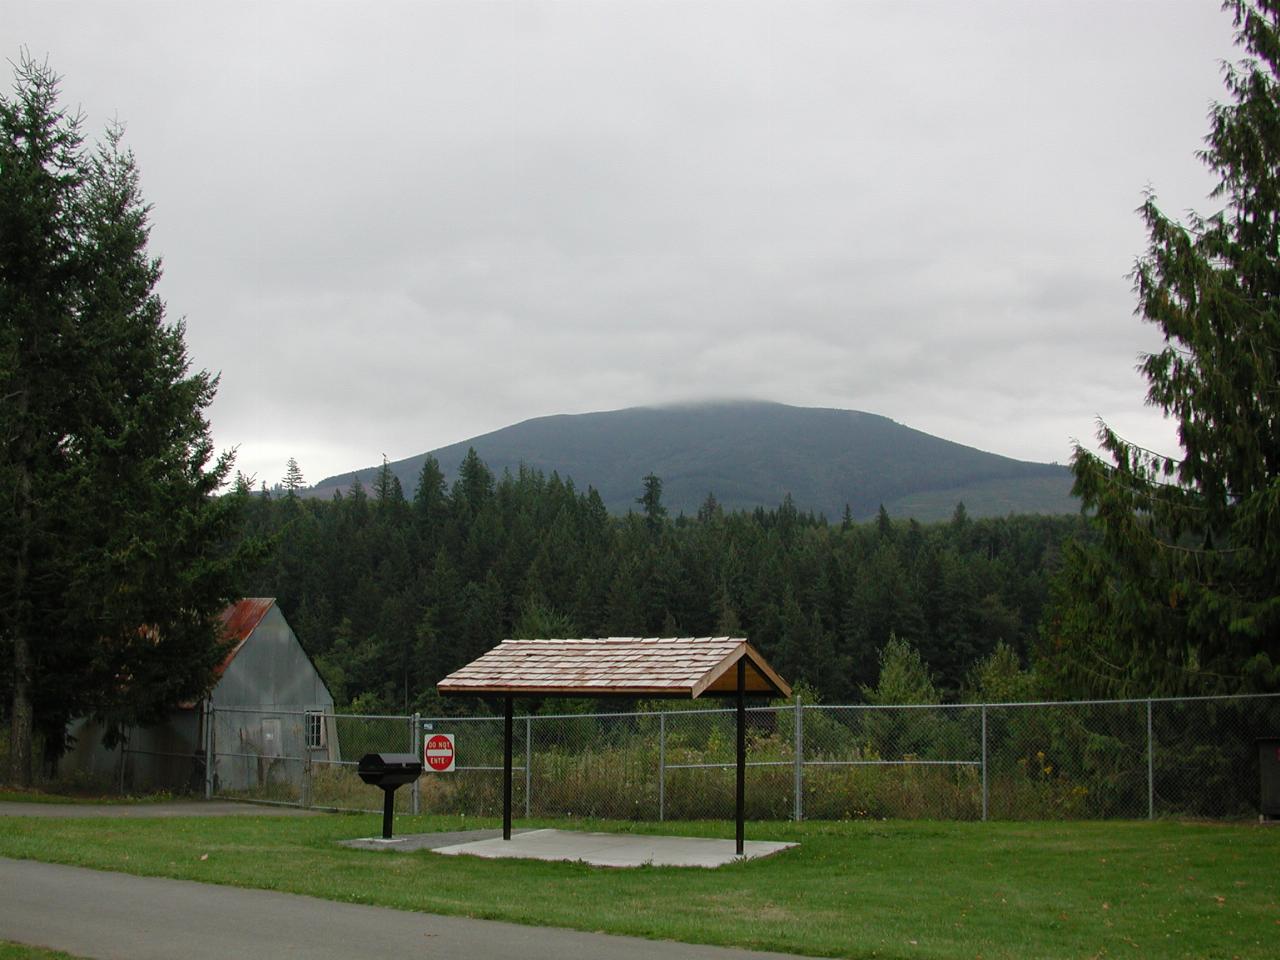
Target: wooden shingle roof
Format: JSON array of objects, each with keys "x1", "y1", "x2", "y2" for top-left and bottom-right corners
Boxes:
[{"x1": 437, "y1": 637, "x2": 791, "y2": 699}]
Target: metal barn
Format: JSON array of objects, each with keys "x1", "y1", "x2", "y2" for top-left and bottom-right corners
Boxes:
[{"x1": 63, "y1": 598, "x2": 337, "y2": 794}]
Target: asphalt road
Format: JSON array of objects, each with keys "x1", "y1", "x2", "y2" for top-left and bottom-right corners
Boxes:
[{"x1": 0, "y1": 858, "x2": 805, "y2": 960}]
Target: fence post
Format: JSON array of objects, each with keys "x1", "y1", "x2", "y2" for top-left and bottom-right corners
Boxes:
[
  {"x1": 1152, "y1": 701, "x2": 1162, "y2": 829},
  {"x1": 525, "y1": 715, "x2": 532, "y2": 818},
  {"x1": 302, "y1": 714, "x2": 312, "y2": 809},
  {"x1": 412, "y1": 713, "x2": 421, "y2": 816},
  {"x1": 204, "y1": 702, "x2": 214, "y2": 801},
  {"x1": 658, "y1": 711, "x2": 666, "y2": 822},
  {"x1": 981, "y1": 704, "x2": 988, "y2": 822},
  {"x1": 793, "y1": 695, "x2": 804, "y2": 822},
  {"x1": 118, "y1": 728, "x2": 128, "y2": 795}
]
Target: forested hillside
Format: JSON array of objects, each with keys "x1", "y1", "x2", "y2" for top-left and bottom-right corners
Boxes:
[
  {"x1": 241, "y1": 452, "x2": 1086, "y2": 714},
  {"x1": 308, "y1": 402, "x2": 1077, "y2": 522}
]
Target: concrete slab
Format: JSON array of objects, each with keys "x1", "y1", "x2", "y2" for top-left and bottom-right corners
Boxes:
[
  {"x1": 338, "y1": 828, "x2": 534, "y2": 852},
  {"x1": 431, "y1": 828, "x2": 796, "y2": 868}
]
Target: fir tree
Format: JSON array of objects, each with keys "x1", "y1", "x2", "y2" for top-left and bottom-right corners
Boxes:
[
  {"x1": 861, "y1": 635, "x2": 938, "y2": 706},
  {"x1": 1, "y1": 59, "x2": 255, "y2": 783},
  {"x1": 373, "y1": 455, "x2": 402, "y2": 505},
  {"x1": 452, "y1": 447, "x2": 493, "y2": 521},
  {"x1": 282, "y1": 458, "x2": 305, "y2": 497},
  {"x1": 1052, "y1": 1, "x2": 1280, "y2": 695},
  {"x1": 637, "y1": 473, "x2": 667, "y2": 533}
]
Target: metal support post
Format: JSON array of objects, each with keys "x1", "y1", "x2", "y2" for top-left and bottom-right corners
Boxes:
[
  {"x1": 118, "y1": 728, "x2": 128, "y2": 795},
  {"x1": 302, "y1": 716, "x2": 312, "y2": 810},
  {"x1": 411, "y1": 713, "x2": 421, "y2": 816},
  {"x1": 204, "y1": 701, "x2": 214, "y2": 801},
  {"x1": 1152, "y1": 696, "x2": 1162, "y2": 824},
  {"x1": 503, "y1": 696, "x2": 513, "y2": 840},
  {"x1": 793, "y1": 695, "x2": 803, "y2": 822},
  {"x1": 525, "y1": 715, "x2": 532, "y2": 818},
  {"x1": 658, "y1": 711, "x2": 666, "y2": 822},
  {"x1": 736, "y1": 660, "x2": 746, "y2": 856},
  {"x1": 981, "y1": 704, "x2": 988, "y2": 822}
]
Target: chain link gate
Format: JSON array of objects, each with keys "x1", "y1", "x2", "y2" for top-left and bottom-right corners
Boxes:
[{"x1": 208, "y1": 707, "x2": 418, "y2": 813}]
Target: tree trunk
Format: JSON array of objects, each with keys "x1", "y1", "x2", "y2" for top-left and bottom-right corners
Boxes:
[
  {"x1": 8, "y1": 439, "x2": 35, "y2": 787},
  {"x1": 9, "y1": 632, "x2": 33, "y2": 787}
]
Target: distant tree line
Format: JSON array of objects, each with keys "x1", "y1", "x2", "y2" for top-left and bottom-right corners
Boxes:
[{"x1": 238, "y1": 453, "x2": 1087, "y2": 714}]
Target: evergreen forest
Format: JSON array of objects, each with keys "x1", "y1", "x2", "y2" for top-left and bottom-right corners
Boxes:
[{"x1": 240, "y1": 453, "x2": 1088, "y2": 715}]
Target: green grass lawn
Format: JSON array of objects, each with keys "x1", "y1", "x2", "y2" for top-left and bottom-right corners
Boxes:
[
  {"x1": 0, "y1": 811, "x2": 1275, "y2": 959},
  {"x1": 0, "y1": 942, "x2": 85, "y2": 960},
  {"x1": 0, "y1": 788, "x2": 172, "y2": 805}
]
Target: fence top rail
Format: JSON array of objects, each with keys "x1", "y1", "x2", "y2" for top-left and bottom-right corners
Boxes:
[
  {"x1": 422, "y1": 714, "x2": 532, "y2": 724},
  {"x1": 218, "y1": 708, "x2": 419, "y2": 721},
  {"x1": 811, "y1": 691, "x2": 1280, "y2": 711},
  {"x1": 218, "y1": 690, "x2": 1280, "y2": 727},
  {"x1": 213, "y1": 707, "x2": 324, "y2": 718}
]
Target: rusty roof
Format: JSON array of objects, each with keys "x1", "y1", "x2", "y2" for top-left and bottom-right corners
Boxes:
[
  {"x1": 212, "y1": 597, "x2": 275, "y2": 677},
  {"x1": 437, "y1": 637, "x2": 791, "y2": 699}
]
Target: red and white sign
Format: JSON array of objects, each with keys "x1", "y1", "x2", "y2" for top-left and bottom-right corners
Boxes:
[{"x1": 424, "y1": 733, "x2": 456, "y2": 773}]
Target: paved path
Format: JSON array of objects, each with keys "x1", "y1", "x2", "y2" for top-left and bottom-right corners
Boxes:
[
  {"x1": 0, "y1": 800, "x2": 317, "y2": 818},
  {"x1": 0, "y1": 858, "x2": 804, "y2": 960}
]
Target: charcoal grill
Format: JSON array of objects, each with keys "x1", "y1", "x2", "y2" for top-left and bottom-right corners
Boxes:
[{"x1": 357, "y1": 752, "x2": 423, "y2": 839}]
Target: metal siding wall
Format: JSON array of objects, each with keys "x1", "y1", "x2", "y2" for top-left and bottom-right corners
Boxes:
[
  {"x1": 206, "y1": 605, "x2": 338, "y2": 794},
  {"x1": 62, "y1": 717, "x2": 120, "y2": 780},
  {"x1": 63, "y1": 712, "x2": 201, "y2": 791},
  {"x1": 210, "y1": 606, "x2": 334, "y2": 711}
]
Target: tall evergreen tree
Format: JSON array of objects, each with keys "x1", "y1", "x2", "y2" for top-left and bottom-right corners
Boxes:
[
  {"x1": 861, "y1": 635, "x2": 938, "y2": 706},
  {"x1": 1051, "y1": 1, "x2": 1280, "y2": 695},
  {"x1": 637, "y1": 473, "x2": 667, "y2": 533},
  {"x1": 452, "y1": 447, "x2": 493, "y2": 521},
  {"x1": 373, "y1": 454, "x2": 403, "y2": 505},
  {"x1": 282, "y1": 458, "x2": 305, "y2": 497},
  {"x1": 1, "y1": 59, "x2": 255, "y2": 783}
]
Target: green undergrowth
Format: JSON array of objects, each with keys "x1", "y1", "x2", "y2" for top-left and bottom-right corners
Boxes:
[{"x1": 0, "y1": 811, "x2": 1276, "y2": 959}]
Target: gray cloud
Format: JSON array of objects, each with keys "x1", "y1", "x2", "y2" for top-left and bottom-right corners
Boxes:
[{"x1": 11, "y1": 0, "x2": 1226, "y2": 489}]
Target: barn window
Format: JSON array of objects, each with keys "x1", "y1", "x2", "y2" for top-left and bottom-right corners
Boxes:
[{"x1": 305, "y1": 711, "x2": 325, "y2": 749}]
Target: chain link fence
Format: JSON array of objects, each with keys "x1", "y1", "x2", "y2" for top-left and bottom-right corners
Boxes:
[
  {"x1": 205, "y1": 693, "x2": 1280, "y2": 820},
  {"x1": 209, "y1": 706, "x2": 420, "y2": 813}
]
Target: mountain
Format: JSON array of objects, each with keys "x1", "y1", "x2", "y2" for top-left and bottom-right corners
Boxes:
[{"x1": 308, "y1": 401, "x2": 1078, "y2": 522}]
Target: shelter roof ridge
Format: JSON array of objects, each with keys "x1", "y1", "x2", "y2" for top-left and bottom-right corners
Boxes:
[
  {"x1": 492, "y1": 635, "x2": 744, "y2": 644},
  {"x1": 439, "y1": 635, "x2": 787, "y2": 700}
]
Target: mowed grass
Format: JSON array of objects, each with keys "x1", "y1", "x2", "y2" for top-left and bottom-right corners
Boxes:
[
  {"x1": 0, "y1": 811, "x2": 1276, "y2": 959},
  {"x1": 0, "y1": 943, "x2": 86, "y2": 960},
  {"x1": 0, "y1": 788, "x2": 169, "y2": 805}
]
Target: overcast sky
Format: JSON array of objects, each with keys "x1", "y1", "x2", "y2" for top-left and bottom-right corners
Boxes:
[{"x1": 11, "y1": 1, "x2": 1236, "y2": 489}]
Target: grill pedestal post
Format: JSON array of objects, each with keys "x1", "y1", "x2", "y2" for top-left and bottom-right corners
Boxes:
[{"x1": 381, "y1": 788, "x2": 395, "y2": 840}]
